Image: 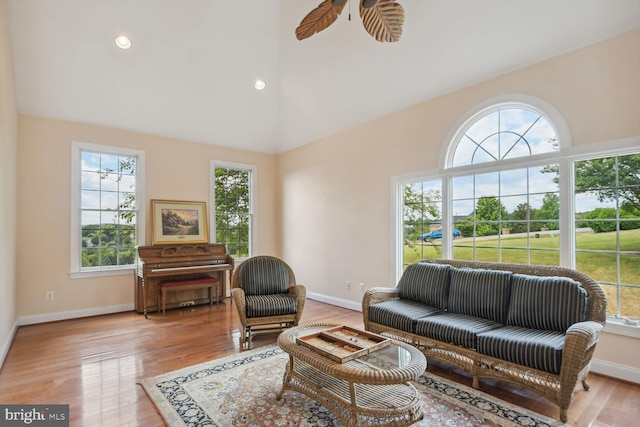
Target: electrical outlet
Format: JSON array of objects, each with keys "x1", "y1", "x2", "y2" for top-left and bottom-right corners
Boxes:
[
  {"x1": 46, "y1": 291, "x2": 54, "y2": 301},
  {"x1": 359, "y1": 283, "x2": 365, "y2": 292},
  {"x1": 346, "y1": 281, "x2": 351, "y2": 290}
]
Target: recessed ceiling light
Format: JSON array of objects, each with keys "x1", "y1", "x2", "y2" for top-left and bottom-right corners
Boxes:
[
  {"x1": 115, "y1": 35, "x2": 132, "y2": 50},
  {"x1": 254, "y1": 79, "x2": 266, "y2": 91}
]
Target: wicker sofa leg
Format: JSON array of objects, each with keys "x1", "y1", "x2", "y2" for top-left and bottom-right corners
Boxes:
[
  {"x1": 582, "y1": 378, "x2": 590, "y2": 391},
  {"x1": 560, "y1": 408, "x2": 568, "y2": 423},
  {"x1": 472, "y1": 376, "x2": 480, "y2": 389}
]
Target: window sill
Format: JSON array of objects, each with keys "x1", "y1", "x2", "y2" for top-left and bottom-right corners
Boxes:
[
  {"x1": 604, "y1": 318, "x2": 640, "y2": 338},
  {"x1": 69, "y1": 267, "x2": 135, "y2": 279}
]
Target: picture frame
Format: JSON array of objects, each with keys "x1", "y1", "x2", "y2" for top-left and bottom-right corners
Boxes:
[{"x1": 151, "y1": 200, "x2": 208, "y2": 245}]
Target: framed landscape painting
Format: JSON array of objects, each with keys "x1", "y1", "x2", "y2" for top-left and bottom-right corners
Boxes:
[{"x1": 151, "y1": 200, "x2": 208, "y2": 245}]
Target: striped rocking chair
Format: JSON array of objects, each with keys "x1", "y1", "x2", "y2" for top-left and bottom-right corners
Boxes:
[{"x1": 230, "y1": 256, "x2": 306, "y2": 349}]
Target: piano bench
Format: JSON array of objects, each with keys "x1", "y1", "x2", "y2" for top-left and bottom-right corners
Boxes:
[{"x1": 158, "y1": 277, "x2": 220, "y2": 314}]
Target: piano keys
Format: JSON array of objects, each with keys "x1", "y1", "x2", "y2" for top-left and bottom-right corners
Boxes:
[{"x1": 135, "y1": 243, "x2": 234, "y2": 318}]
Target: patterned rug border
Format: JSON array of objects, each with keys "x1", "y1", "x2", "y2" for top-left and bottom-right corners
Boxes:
[{"x1": 140, "y1": 345, "x2": 569, "y2": 427}]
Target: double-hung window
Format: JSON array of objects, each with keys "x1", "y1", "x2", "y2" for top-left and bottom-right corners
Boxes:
[
  {"x1": 71, "y1": 142, "x2": 145, "y2": 276},
  {"x1": 574, "y1": 153, "x2": 640, "y2": 320},
  {"x1": 211, "y1": 161, "x2": 255, "y2": 259},
  {"x1": 400, "y1": 178, "x2": 443, "y2": 270}
]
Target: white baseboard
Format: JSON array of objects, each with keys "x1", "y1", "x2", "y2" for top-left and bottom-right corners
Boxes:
[
  {"x1": 306, "y1": 293, "x2": 640, "y2": 384},
  {"x1": 307, "y1": 292, "x2": 362, "y2": 312},
  {"x1": 0, "y1": 318, "x2": 19, "y2": 370},
  {"x1": 591, "y1": 358, "x2": 640, "y2": 384},
  {"x1": 18, "y1": 303, "x2": 134, "y2": 326}
]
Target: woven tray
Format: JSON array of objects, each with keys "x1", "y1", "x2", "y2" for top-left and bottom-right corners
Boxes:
[{"x1": 296, "y1": 325, "x2": 391, "y2": 363}]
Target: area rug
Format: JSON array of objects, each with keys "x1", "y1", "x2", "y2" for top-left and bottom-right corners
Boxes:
[{"x1": 140, "y1": 345, "x2": 568, "y2": 427}]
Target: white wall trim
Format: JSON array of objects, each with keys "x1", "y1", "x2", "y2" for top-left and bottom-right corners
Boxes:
[
  {"x1": 591, "y1": 358, "x2": 640, "y2": 385},
  {"x1": 603, "y1": 321, "x2": 640, "y2": 338},
  {"x1": 307, "y1": 292, "x2": 362, "y2": 312},
  {"x1": 69, "y1": 266, "x2": 134, "y2": 280},
  {"x1": 0, "y1": 318, "x2": 19, "y2": 370},
  {"x1": 18, "y1": 304, "x2": 134, "y2": 326},
  {"x1": 570, "y1": 135, "x2": 640, "y2": 158}
]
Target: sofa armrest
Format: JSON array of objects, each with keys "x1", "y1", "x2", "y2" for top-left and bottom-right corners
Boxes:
[
  {"x1": 362, "y1": 287, "x2": 399, "y2": 330},
  {"x1": 566, "y1": 321, "x2": 604, "y2": 350},
  {"x1": 559, "y1": 321, "x2": 605, "y2": 396},
  {"x1": 363, "y1": 287, "x2": 399, "y2": 306}
]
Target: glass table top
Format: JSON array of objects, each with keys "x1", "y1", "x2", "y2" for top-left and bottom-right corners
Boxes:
[{"x1": 288, "y1": 324, "x2": 414, "y2": 371}]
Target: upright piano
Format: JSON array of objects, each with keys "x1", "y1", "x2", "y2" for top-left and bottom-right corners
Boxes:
[{"x1": 135, "y1": 243, "x2": 234, "y2": 318}]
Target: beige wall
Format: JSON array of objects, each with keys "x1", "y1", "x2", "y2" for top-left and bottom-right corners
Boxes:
[
  {"x1": 0, "y1": 0, "x2": 18, "y2": 365},
  {"x1": 279, "y1": 30, "x2": 640, "y2": 372},
  {"x1": 16, "y1": 116, "x2": 279, "y2": 319}
]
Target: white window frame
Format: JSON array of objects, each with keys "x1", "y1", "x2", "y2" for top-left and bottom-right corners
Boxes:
[
  {"x1": 210, "y1": 160, "x2": 257, "y2": 260},
  {"x1": 392, "y1": 172, "x2": 443, "y2": 283},
  {"x1": 70, "y1": 141, "x2": 146, "y2": 278}
]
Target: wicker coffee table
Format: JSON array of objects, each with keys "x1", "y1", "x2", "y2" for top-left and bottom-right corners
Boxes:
[{"x1": 276, "y1": 323, "x2": 427, "y2": 427}]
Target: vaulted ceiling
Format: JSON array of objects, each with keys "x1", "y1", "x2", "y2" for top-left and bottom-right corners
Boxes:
[{"x1": 7, "y1": 0, "x2": 640, "y2": 153}]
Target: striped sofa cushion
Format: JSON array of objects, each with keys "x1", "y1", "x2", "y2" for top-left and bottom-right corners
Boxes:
[
  {"x1": 238, "y1": 257, "x2": 291, "y2": 296},
  {"x1": 368, "y1": 299, "x2": 442, "y2": 333},
  {"x1": 415, "y1": 313, "x2": 503, "y2": 349},
  {"x1": 506, "y1": 274, "x2": 588, "y2": 332},
  {"x1": 477, "y1": 326, "x2": 565, "y2": 374},
  {"x1": 397, "y1": 262, "x2": 451, "y2": 309},
  {"x1": 447, "y1": 268, "x2": 512, "y2": 324},
  {"x1": 245, "y1": 294, "x2": 298, "y2": 318}
]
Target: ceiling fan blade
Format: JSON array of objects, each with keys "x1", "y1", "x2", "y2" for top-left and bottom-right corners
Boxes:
[
  {"x1": 360, "y1": 0, "x2": 404, "y2": 42},
  {"x1": 296, "y1": 0, "x2": 347, "y2": 41}
]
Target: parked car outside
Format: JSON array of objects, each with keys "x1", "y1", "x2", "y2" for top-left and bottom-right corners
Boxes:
[{"x1": 421, "y1": 229, "x2": 461, "y2": 241}]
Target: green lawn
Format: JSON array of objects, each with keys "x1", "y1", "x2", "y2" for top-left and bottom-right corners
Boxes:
[{"x1": 403, "y1": 229, "x2": 640, "y2": 319}]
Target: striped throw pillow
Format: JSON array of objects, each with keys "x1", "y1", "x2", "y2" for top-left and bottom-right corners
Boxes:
[
  {"x1": 397, "y1": 262, "x2": 451, "y2": 309},
  {"x1": 506, "y1": 274, "x2": 588, "y2": 332},
  {"x1": 447, "y1": 267, "x2": 512, "y2": 324}
]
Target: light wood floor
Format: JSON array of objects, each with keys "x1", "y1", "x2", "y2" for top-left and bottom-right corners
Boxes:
[{"x1": 0, "y1": 299, "x2": 638, "y2": 427}]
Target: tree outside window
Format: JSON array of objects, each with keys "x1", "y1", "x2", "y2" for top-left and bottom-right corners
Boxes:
[
  {"x1": 401, "y1": 180, "x2": 442, "y2": 268},
  {"x1": 214, "y1": 166, "x2": 252, "y2": 258}
]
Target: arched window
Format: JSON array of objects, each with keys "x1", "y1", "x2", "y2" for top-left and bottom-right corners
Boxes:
[
  {"x1": 446, "y1": 103, "x2": 562, "y2": 265},
  {"x1": 450, "y1": 106, "x2": 559, "y2": 167}
]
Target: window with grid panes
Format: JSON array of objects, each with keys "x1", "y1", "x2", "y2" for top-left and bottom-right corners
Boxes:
[
  {"x1": 213, "y1": 165, "x2": 253, "y2": 259},
  {"x1": 72, "y1": 142, "x2": 144, "y2": 273}
]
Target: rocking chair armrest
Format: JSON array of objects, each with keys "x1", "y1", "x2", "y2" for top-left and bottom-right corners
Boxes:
[
  {"x1": 289, "y1": 284, "x2": 306, "y2": 299},
  {"x1": 231, "y1": 288, "x2": 247, "y2": 319}
]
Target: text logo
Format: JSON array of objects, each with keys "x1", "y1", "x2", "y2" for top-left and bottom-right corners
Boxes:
[{"x1": 0, "y1": 405, "x2": 69, "y2": 426}]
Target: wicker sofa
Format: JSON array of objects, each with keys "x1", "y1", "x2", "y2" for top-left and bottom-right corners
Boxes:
[{"x1": 362, "y1": 259, "x2": 606, "y2": 422}]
